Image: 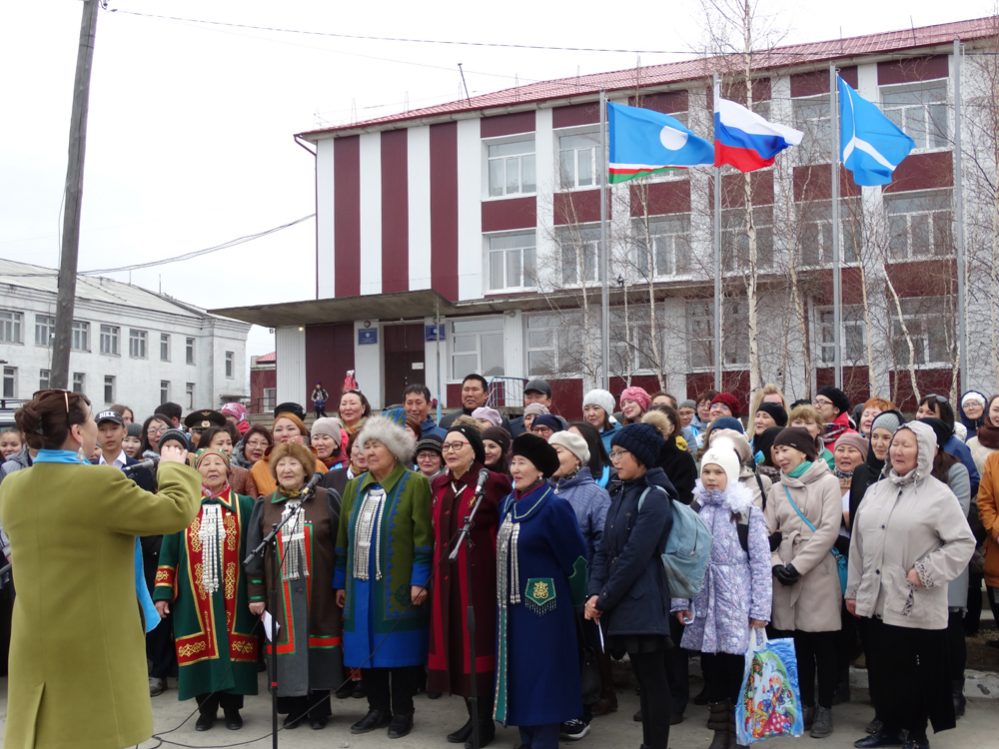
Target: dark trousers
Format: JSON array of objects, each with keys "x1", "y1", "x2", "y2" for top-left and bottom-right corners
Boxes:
[
  {"x1": 858, "y1": 616, "x2": 884, "y2": 720},
  {"x1": 701, "y1": 651, "x2": 745, "y2": 704},
  {"x1": 197, "y1": 692, "x2": 243, "y2": 716},
  {"x1": 964, "y1": 573, "x2": 984, "y2": 635},
  {"x1": 987, "y1": 586, "x2": 999, "y2": 629},
  {"x1": 792, "y1": 630, "x2": 837, "y2": 709},
  {"x1": 279, "y1": 691, "x2": 332, "y2": 722},
  {"x1": 665, "y1": 616, "x2": 689, "y2": 714},
  {"x1": 363, "y1": 666, "x2": 419, "y2": 716},
  {"x1": 517, "y1": 723, "x2": 560, "y2": 749},
  {"x1": 946, "y1": 609, "x2": 966, "y2": 684},
  {"x1": 630, "y1": 648, "x2": 671, "y2": 749},
  {"x1": 146, "y1": 615, "x2": 176, "y2": 679}
]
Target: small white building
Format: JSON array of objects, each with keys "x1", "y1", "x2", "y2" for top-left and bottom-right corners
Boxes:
[{"x1": 0, "y1": 258, "x2": 250, "y2": 419}]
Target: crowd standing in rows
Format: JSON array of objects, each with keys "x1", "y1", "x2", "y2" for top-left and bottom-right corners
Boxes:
[{"x1": 0, "y1": 377, "x2": 988, "y2": 749}]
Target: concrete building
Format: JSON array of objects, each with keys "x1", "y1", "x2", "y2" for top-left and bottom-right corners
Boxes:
[
  {"x1": 0, "y1": 258, "x2": 250, "y2": 418},
  {"x1": 216, "y1": 16, "x2": 999, "y2": 417}
]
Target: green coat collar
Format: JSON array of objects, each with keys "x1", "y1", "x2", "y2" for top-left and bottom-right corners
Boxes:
[{"x1": 358, "y1": 462, "x2": 408, "y2": 494}]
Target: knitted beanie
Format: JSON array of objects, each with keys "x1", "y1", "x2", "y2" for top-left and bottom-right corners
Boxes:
[
  {"x1": 870, "y1": 410, "x2": 904, "y2": 436},
  {"x1": 311, "y1": 417, "x2": 344, "y2": 445},
  {"x1": 471, "y1": 406, "x2": 503, "y2": 427},
  {"x1": 711, "y1": 392, "x2": 742, "y2": 418},
  {"x1": 532, "y1": 414, "x2": 564, "y2": 433},
  {"x1": 619, "y1": 386, "x2": 651, "y2": 413},
  {"x1": 611, "y1": 423, "x2": 664, "y2": 468},
  {"x1": 583, "y1": 388, "x2": 616, "y2": 417},
  {"x1": 445, "y1": 424, "x2": 486, "y2": 465},
  {"x1": 773, "y1": 427, "x2": 819, "y2": 461},
  {"x1": 548, "y1": 430, "x2": 590, "y2": 465},
  {"x1": 817, "y1": 386, "x2": 851, "y2": 416},
  {"x1": 756, "y1": 401, "x2": 788, "y2": 427},
  {"x1": 834, "y1": 431, "x2": 869, "y2": 461},
  {"x1": 701, "y1": 445, "x2": 741, "y2": 489}
]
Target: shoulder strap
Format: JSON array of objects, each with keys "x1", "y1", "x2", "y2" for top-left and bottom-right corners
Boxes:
[
  {"x1": 736, "y1": 505, "x2": 750, "y2": 553},
  {"x1": 783, "y1": 485, "x2": 817, "y2": 533},
  {"x1": 754, "y1": 471, "x2": 767, "y2": 511}
]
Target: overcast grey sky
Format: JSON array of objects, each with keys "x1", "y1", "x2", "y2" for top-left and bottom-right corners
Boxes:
[{"x1": 0, "y1": 0, "x2": 991, "y2": 357}]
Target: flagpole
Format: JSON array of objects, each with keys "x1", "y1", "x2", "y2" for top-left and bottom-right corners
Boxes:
[
  {"x1": 599, "y1": 90, "x2": 611, "y2": 390},
  {"x1": 953, "y1": 39, "x2": 967, "y2": 394},
  {"x1": 712, "y1": 74, "x2": 723, "y2": 391},
  {"x1": 829, "y1": 64, "x2": 843, "y2": 390}
]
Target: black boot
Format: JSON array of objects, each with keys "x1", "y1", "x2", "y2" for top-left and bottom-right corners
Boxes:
[
  {"x1": 447, "y1": 699, "x2": 474, "y2": 743},
  {"x1": 466, "y1": 697, "x2": 496, "y2": 749},
  {"x1": 953, "y1": 679, "x2": 966, "y2": 718}
]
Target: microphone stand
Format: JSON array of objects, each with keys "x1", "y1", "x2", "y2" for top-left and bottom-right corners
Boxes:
[
  {"x1": 448, "y1": 482, "x2": 488, "y2": 749},
  {"x1": 244, "y1": 489, "x2": 311, "y2": 749}
]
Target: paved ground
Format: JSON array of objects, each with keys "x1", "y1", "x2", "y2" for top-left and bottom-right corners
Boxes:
[{"x1": 1, "y1": 668, "x2": 995, "y2": 749}]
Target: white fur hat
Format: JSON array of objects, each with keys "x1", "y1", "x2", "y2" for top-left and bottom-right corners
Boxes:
[{"x1": 356, "y1": 415, "x2": 416, "y2": 465}]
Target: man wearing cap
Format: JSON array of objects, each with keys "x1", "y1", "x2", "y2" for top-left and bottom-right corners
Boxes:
[
  {"x1": 183, "y1": 409, "x2": 226, "y2": 450},
  {"x1": 93, "y1": 409, "x2": 155, "y2": 492},
  {"x1": 814, "y1": 387, "x2": 855, "y2": 448},
  {"x1": 510, "y1": 380, "x2": 554, "y2": 437}
]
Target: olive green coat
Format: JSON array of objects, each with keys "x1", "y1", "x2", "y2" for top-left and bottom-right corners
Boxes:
[{"x1": 0, "y1": 461, "x2": 201, "y2": 749}]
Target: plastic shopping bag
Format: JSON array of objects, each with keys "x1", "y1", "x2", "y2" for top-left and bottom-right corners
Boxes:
[{"x1": 735, "y1": 629, "x2": 804, "y2": 744}]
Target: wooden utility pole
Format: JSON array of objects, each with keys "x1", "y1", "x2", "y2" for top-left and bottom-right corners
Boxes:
[{"x1": 52, "y1": 0, "x2": 100, "y2": 389}]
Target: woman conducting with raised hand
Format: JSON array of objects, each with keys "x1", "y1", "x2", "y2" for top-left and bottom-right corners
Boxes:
[
  {"x1": 245, "y1": 442, "x2": 342, "y2": 731},
  {"x1": 427, "y1": 424, "x2": 511, "y2": 748},
  {"x1": 495, "y1": 433, "x2": 588, "y2": 749},
  {"x1": 0, "y1": 390, "x2": 201, "y2": 749},
  {"x1": 847, "y1": 421, "x2": 975, "y2": 749},
  {"x1": 334, "y1": 416, "x2": 433, "y2": 741},
  {"x1": 765, "y1": 426, "x2": 843, "y2": 739},
  {"x1": 153, "y1": 448, "x2": 258, "y2": 731},
  {"x1": 586, "y1": 423, "x2": 676, "y2": 749}
]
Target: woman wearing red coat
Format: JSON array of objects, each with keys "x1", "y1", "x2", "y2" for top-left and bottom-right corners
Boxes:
[{"x1": 427, "y1": 425, "x2": 511, "y2": 749}]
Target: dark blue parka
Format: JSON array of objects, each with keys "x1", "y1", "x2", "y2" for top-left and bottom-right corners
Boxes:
[{"x1": 587, "y1": 466, "x2": 675, "y2": 637}]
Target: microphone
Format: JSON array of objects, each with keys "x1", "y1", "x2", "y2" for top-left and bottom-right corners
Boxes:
[
  {"x1": 123, "y1": 458, "x2": 157, "y2": 475},
  {"x1": 141, "y1": 450, "x2": 161, "y2": 462},
  {"x1": 302, "y1": 472, "x2": 324, "y2": 496},
  {"x1": 473, "y1": 467, "x2": 490, "y2": 497}
]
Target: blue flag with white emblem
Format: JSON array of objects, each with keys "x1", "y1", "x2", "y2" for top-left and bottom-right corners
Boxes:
[
  {"x1": 838, "y1": 76, "x2": 915, "y2": 186},
  {"x1": 608, "y1": 101, "x2": 714, "y2": 183}
]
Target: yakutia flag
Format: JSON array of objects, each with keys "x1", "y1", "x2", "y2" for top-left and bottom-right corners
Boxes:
[
  {"x1": 608, "y1": 101, "x2": 714, "y2": 183},
  {"x1": 838, "y1": 76, "x2": 915, "y2": 186},
  {"x1": 714, "y1": 97, "x2": 803, "y2": 172}
]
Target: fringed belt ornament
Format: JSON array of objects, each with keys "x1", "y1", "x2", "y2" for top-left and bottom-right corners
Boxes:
[
  {"x1": 353, "y1": 486, "x2": 386, "y2": 581},
  {"x1": 280, "y1": 500, "x2": 309, "y2": 581},
  {"x1": 198, "y1": 504, "x2": 226, "y2": 594},
  {"x1": 496, "y1": 516, "x2": 521, "y2": 607}
]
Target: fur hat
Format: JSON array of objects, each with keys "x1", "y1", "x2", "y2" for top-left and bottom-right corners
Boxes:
[
  {"x1": 619, "y1": 386, "x2": 651, "y2": 413},
  {"x1": 548, "y1": 430, "x2": 590, "y2": 466},
  {"x1": 711, "y1": 392, "x2": 742, "y2": 418},
  {"x1": 756, "y1": 401, "x2": 788, "y2": 427},
  {"x1": 773, "y1": 427, "x2": 819, "y2": 461},
  {"x1": 311, "y1": 417, "x2": 343, "y2": 445},
  {"x1": 611, "y1": 423, "x2": 664, "y2": 468},
  {"x1": 445, "y1": 424, "x2": 486, "y2": 465},
  {"x1": 583, "y1": 388, "x2": 616, "y2": 417},
  {"x1": 356, "y1": 414, "x2": 416, "y2": 465},
  {"x1": 268, "y1": 441, "x2": 316, "y2": 479},
  {"x1": 701, "y1": 445, "x2": 741, "y2": 489},
  {"x1": 511, "y1": 433, "x2": 560, "y2": 477}
]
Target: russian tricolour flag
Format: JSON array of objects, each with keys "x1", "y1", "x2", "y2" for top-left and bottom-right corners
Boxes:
[{"x1": 714, "y1": 97, "x2": 803, "y2": 172}]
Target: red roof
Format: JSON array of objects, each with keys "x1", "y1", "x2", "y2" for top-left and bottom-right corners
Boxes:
[
  {"x1": 298, "y1": 15, "x2": 996, "y2": 139},
  {"x1": 253, "y1": 351, "x2": 276, "y2": 364}
]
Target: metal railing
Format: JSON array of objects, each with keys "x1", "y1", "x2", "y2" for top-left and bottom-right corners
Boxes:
[{"x1": 486, "y1": 376, "x2": 528, "y2": 410}]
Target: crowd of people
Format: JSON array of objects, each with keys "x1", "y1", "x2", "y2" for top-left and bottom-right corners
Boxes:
[{"x1": 0, "y1": 377, "x2": 991, "y2": 749}]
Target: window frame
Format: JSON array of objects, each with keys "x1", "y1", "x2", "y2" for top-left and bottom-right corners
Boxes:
[
  {"x1": 72, "y1": 372, "x2": 85, "y2": 394},
  {"x1": 71, "y1": 320, "x2": 90, "y2": 352},
  {"x1": 99, "y1": 324, "x2": 120, "y2": 356},
  {"x1": 557, "y1": 224, "x2": 601, "y2": 287},
  {"x1": 879, "y1": 79, "x2": 948, "y2": 152},
  {"x1": 449, "y1": 316, "x2": 505, "y2": 380},
  {"x1": 2, "y1": 366, "x2": 16, "y2": 399},
  {"x1": 104, "y1": 374, "x2": 116, "y2": 403},
  {"x1": 557, "y1": 128, "x2": 601, "y2": 191},
  {"x1": 632, "y1": 214, "x2": 693, "y2": 279},
  {"x1": 685, "y1": 299, "x2": 750, "y2": 371},
  {"x1": 35, "y1": 314, "x2": 54, "y2": 347},
  {"x1": 225, "y1": 351, "x2": 235, "y2": 379},
  {"x1": 814, "y1": 306, "x2": 867, "y2": 365},
  {"x1": 160, "y1": 380, "x2": 171, "y2": 403},
  {"x1": 0, "y1": 309, "x2": 24, "y2": 345},
  {"x1": 485, "y1": 231, "x2": 537, "y2": 293},
  {"x1": 129, "y1": 328, "x2": 148, "y2": 359},
  {"x1": 39, "y1": 368, "x2": 50, "y2": 391},
  {"x1": 884, "y1": 189, "x2": 953, "y2": 260},
  {"x1": 485, "y1": 136, "x2": 537, "y2": 198},
  {"x1": 185, "y1": 337, "x2": 196, "y2": 365},
  {"x1": 721, "y1": 206, "x2": 775, "y2": 272}
]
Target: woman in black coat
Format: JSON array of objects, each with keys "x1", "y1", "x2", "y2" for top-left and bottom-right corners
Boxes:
[
  {"x1": 586, "y1": 423, "x2": 675, "y2": 749},
  {"x1": 644, "y1": 406, "x2": 697, "y2": 504}
]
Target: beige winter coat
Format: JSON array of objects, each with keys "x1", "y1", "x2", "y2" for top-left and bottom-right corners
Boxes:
[
  {"x1": 765, "y1": 460, "x2": 843, "y2": 632},
  {"x1": 847, "y1": 422, "x2": 975, "y2": 630}
]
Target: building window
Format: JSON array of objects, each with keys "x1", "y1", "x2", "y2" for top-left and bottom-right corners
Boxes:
[
  {"x1": 129, "y1": 329, "x2": 148, "y2": 359},
  {"x1": 487, "y1": 232, "x2": 536, "y2": 291},
  {"x1": 225, "y1": 351, "x2": 235, "y2": 379},
  {"x1": 450, "y1": 317, "x2": 505, "y2": 379},
  {"x1": 796, "y1": 200, "x2": 862, "y2": 266},
  {"x1": 633, "y1": 215, "x2": 692, "y2": 279},
  {"x1": 558, "y1": 131, "x2": 600, "y2": 190},
  {"x1": 2, "y1": 366, "x2": 16, "y2": 399},
  {"x1": 792, "y1": 95, "x2": 831, "y2": 165},
  {"x1": 72, "y1": 372, "x2": 85, "y2": 394},
  {"x1": 886, "y1": 190, "x2": 952, "y2": 259},
  {"x1": 486, "y1": 138, "x2": 536, "y2": 197},
  {"x1": 71, "y1": 320, "x2": 90, "y2": 352},
  {"x1": 160, "y1": 380, "x2": 170, "y2": 403},
  {"x1": 881, "y1": 80, "x2": 947, "y2": 151},
  {"x1": 99, "y1": 324, "x2": 120, "y2": 355},
  {"x1": 160, "y1": 333, "x2": 170, "y2": 361},
  {"x1": 185, "y1": 337, "x2": 195, "y2": 365},
  {"x1": 889, "y1": 297, "x2": 954, "y2": 368},
  {"x1": 35, "y1": 314, "x2": 55, "y2": 347},
  {"x1": 185, "y1": 382, "x2": 195, "y2": 410},
  {"x1": 609, "y1": 311, "x2": 663, "y2": 373},
  {"x1": 686, "y1": 300, "x2": 749, "y2": 370},
  {"x1": 558, "y1": 225, "x2": 600, "y2": 286},
  {"x1": 0, "y1": 310, "x2": 24, "y2": 344},
  {"x1": 263, "y1": 387, "x2": 277, "y2": 413},
  {"x1": 722, "y1": 207, "x2": 774, "y2": 272},
  {"x1": 39, "y1": 368, "x2": 50, "y2": 390},
  {"x1": 525, "y1": 312, "x2": 584, "y2": 376},
  {"x1": 104, "y1": 375, "x2": 115, "y2": 403},
  {"x1": 816, "y1": 307, "x2": 867, "y2": 365}
]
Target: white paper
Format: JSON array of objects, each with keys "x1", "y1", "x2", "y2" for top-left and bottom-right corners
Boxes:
[{"x1": 262, "y1": 611, "x2": 280, "y2": 642}]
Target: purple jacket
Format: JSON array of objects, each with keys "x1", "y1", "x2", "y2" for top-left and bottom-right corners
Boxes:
[{"x1": 671, "y1": 481, "x2": 772, "y2": 655}]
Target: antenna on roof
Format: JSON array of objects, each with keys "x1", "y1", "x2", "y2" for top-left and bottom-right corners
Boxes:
[
  {"x1": 910, "y1": 16, "x2": 917, "y2": 45},
  {"x1": 458, "y1": 63, "x2": 471, "y2": 104}
]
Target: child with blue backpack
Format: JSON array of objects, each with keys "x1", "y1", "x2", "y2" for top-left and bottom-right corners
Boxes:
[{"x1": 672, "y1": 441, "x2": 772, "y2": 749}]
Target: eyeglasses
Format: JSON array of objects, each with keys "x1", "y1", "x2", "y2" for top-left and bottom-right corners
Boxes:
[
  {"x1": 441, "y1": 441, "x2": 469, "y2": 452},
  {"x1": 814, "y1": 397, "x2": 833, "y2": 406},
  {"x1": 925, "y1": 394, "x2": 949, "y2": 405},
  {"x1": 609, "y1": 449, "x2": 630, "y2": 460}
]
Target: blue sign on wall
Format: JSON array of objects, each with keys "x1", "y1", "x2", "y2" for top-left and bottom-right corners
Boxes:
[
  {"x1": 358, "y1": 328, "x2": 378, "y2": 345},
  {"x1": 424, "y1": 324, "x2": 446, "y2": 342}
]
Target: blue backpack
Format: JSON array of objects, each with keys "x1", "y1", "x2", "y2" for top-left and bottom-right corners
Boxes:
[{"x1": 638, "y1": 485, "x2": 713, "y2": 599}]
